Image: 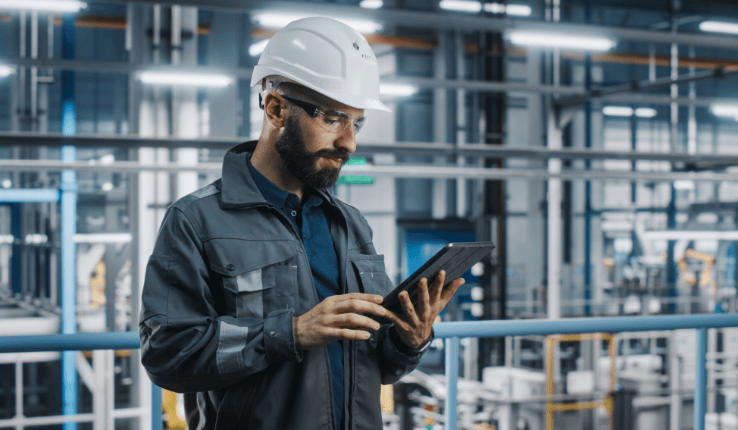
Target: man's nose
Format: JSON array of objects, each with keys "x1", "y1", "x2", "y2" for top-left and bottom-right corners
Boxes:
[{"x1": 335, "y1": 123, "x2": 357, "y2": 154}]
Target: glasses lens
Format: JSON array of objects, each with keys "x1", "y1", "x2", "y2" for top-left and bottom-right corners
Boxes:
[{"x1": 354, "y1": 117, "x2": 366, "y2": 134}]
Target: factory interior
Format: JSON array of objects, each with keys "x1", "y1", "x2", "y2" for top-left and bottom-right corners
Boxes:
[{"x1": 3, "y1": 0, "x2": 738, "y2": 429}]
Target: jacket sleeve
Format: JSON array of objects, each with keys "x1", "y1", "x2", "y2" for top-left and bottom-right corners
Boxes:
[
  {"x1": 357, "y1": 215, "x2": 432, "y2": 384},
  {"x1": 139, "y1": 207, "x2": 302, "y2": 394}
]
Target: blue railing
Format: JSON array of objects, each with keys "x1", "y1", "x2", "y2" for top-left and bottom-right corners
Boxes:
[{"x1": 1, "y1": 313, "x2": 737, "y2": 430}]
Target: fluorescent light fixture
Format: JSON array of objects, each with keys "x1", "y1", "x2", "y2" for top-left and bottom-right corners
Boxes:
[
  {"x1": 99, "y1": 154, "x2": 114, "y2": 165},
  {"x1": 439, "y1": 0, "x2": 482, "y2": 12},
  {"x1": 711, "y1": 104, "x2": 738, "y2": 121},
  {"x1": 249, "y1": 39, "x2": 270, "y2": 57},
  {"x1": 380, "y1": 83, "x2": 419, "y2": 96},
  {"x1": 253, "y1": 13, "x2": 383, "y2": 34},
  {"x1": 673, "y1": 180, "x2": 695, "y2": 190},
  {"x1": 643, "y1": 231, "x2": 738, "y2": 241},
  {"x1": 0, "y1": 0, "x2": 87, "y2": 12},
  {"x1": 635, "y1": 107, "x2": 657, "y2": 118},
  {"x1": 603, "y1": 106, "x2": 633, "y2": 117},
  {"x1": 138, "y1": 71, "x2": 233, "y2": 87},
  {"x1": 507, "y1": 31, "x2": 616, "y2": 51},
  {"x1": 25, "y1": 234, "x2": 48, "y2": 244},
  {"x1": 0, "y1": 235, "x2": 13, "y2": 244},
  {"x1": 1, "y1": 179, "x2": 10, "y2": 188},
  {"x1": 101, "y1": 182, "x2": 113, "y2": 192},
  {"x1": 699, "y1": 21, "x2": 738, "y2": 35},
  {"x1": 504, "y1": 4, "x2": 532, "y2": 16},
  {"x1": 360, "y1": 0, "x2": 383, "y2": 9},
  {"x1": 0, "y1": 65, "x2": 14, "y2": 78},
  {"x1": 73, "y1": 233, "x2": 133, "y2": 244}
]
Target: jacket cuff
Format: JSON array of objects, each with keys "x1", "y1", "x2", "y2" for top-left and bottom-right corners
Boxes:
[
  {"x1": 388, "y1": 325, "x2": 434, "y2": 360},
  {"x1": 264, "y1": 309, "x2": 303, "y2": 364}
]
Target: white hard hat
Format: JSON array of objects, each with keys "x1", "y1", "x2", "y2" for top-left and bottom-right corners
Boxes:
[{"x1": 251, "y1": 17, "x2": 391, "y2": 113}]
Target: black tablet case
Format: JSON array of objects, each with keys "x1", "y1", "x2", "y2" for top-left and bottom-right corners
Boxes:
[{"x1": 374, "y1": 242, "x2": 495, "y2": 322}]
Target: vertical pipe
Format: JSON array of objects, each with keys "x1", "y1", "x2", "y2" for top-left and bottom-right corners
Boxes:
[
  {"x1": 694, "y1": 328, "x2": 707, "y2": 430},
  {"x1": 455, "y1": 30, "x2": 466, "y2": 218},
  {"x1": 61, "y1": 12, "x2": 77, "y2": 430},
  {"x1": 583, "y1": 0, "x2": 592, "y2": 316},
  {"x1": 667, "y1": 5, "x2": 679, "y2": 314},
  {"x1": 445, "y1": 337, "x2": 459, "y2": 430},
  {"x1": 151, "y1": 384, "x2": 162, "y2": 430}
]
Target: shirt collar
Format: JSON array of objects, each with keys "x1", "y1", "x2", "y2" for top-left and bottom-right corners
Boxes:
[{"x1": 247, "y1": 151, "x2": 325, "y2": 211}]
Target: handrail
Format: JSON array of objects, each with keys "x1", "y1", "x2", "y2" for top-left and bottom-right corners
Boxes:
[{"x1": 0, "y1": 314, "x2": 736, "y2": 430}]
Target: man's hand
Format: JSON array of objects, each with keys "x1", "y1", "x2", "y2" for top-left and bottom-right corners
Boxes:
[
  {"x1": 293, "y1": 293, "x2": 387, "y2": 351},
  {"x1": 383, "y1": 270, "x2": 465, "y2": 350}
]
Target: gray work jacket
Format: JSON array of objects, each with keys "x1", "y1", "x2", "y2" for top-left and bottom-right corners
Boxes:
[{"x1": 139, "y1": 141, "x2": 429, "y2": 430}]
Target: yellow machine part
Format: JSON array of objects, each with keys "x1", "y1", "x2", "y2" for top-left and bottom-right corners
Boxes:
[
  {"x1": 380, "y1": 384, "x2": 394, "y2": 415},
  {"x1": 162, "y1": 389, "x2": 187, "y2": 430}
]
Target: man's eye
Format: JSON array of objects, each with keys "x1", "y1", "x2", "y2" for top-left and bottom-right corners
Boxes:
[{"x1": 324, "y1": 117, "x2": 341, "y2": 125}]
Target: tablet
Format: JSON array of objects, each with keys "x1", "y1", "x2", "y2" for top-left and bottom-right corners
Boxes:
[{"x1": 376, "y1": 242, "x2": 495, "y2": 321}]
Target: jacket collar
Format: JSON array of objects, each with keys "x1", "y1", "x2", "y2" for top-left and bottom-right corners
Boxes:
[{"x1": 220, "y1": 141, "x2": 340, "y2": 209}]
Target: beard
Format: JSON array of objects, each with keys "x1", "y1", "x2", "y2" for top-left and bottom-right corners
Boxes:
[{"x1": 275, "y1": 114, "x2": 350, "y2": 190}]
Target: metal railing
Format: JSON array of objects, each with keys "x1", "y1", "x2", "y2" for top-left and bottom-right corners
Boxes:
[{"x1": 0, "y1": 314, "x2": 737, "y2": 430}]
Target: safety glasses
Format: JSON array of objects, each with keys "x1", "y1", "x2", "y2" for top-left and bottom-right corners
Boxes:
[{"x1": 281, "y1": 95, "x2": 366, "y2": 135}]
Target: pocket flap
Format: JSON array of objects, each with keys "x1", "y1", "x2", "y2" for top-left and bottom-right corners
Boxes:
[
  {"x1": 205, "y1": 238, "x2": 299, "y2": 277},
  {"x1": 350, "y1": 255, "x2": 385, "y2": 275}
]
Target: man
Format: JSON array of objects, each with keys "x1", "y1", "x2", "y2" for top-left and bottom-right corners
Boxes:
[{"x1": 139, "y1": 17, "x2": 465, "y2": 430}]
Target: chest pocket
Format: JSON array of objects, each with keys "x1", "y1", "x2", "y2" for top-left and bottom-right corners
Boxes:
[
  {"x1": 350, "y1": 254, "x2": 388, "y2": 295},
  {"x1": 205, "y1": 239, "x2": 299, "y2": 319}
]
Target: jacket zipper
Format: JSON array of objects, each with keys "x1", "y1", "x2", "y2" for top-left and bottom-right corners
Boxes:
[{"x1": 222, "y1": 200, "x2": 342, "y2": 430}]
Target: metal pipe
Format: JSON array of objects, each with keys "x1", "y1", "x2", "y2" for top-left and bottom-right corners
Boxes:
[
  {"x1": 0, "y1": 189, "x2": 60, "y2": 202},
  {"x1": 5, "y1": 159, "x2": 738, "y2": 182},
  {"x1": 444, "y1": 337, "x2": 459, "y2": 430},
  {"x1": 6, "y1": 134, "x2": 738, "y2": 164},
  {"x1": 695, "y1": 328, "x2": 707, "y2": 430}
]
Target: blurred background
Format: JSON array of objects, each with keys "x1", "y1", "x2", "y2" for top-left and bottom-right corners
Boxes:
[{"x1": 1, "y1": 0, "x2": 738, "y2": 429}]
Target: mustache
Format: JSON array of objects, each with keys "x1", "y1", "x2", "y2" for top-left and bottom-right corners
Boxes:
[{"x1": 314, "y1": 149, "x2": 350, "y2": 163}]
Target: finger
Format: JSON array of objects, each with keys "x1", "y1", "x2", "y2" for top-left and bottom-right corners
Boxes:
[
  {"x1": 431, "y1": 270, "x2": 447, "y2": 303},
  {"x1": 416, "y1": 277, "x2": 431, "y2": 320},
  {"x1": 382, "y1": 308, "x2": 411, "y2": 331},
  {"x1": 399, "y1": 291, "x2": 420, "y2": 325},
  {"x1": 333, "y1": 293, "x2": 384, "y2": 304},
  {"x1": 332, "y1": 313, "x2": 381, "y2": 331},
  {"x1": 440, "y1": 278, "x2": 466, "y2": 303},
  {"x1": 328, "y1": 327, "x2": 371, "y2": 341},
  {"x1": 333, "y1": 299, "x2": 387, "y2": 318}
]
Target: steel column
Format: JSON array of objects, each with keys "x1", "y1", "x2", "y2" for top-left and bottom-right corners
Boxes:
[
  {"x1": 61, "y1": 11, "x2": 77, "y2": 430},
  {"x1": 695, "y1": 328, "x2": 707, "y2": 430},
  {"x1": 445, "y1": 337, "x2": 459, "y2": 430}
]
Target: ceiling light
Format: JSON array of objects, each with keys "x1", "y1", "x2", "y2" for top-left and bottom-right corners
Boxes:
[
  {"x1": 504, "y1": 4, "x2": 532, "y2": 16},
  {"x1": 360, "y1": 0, "x2": 383, "y2": 9},
  {"x1": 249, "y1": 39, "x2": 270, "y2": 57},
  {"x1": 507, "y1": 31, "x2": 616, "y2": 51},
  {"x1": 699, "y1": 21, "x2": 738, "y2": 35},
  {"x1": 253, "y1": 13, "x2": 383, "y2": 34},
  {"x1": 711, "y1": 104, "x2": 738, "y2": 120},
  {"x1": 380, "y1": 83, "x2": 419, "y2": 96},
  {"x1": 673, "y1": 180, "x2": 695, "y2": 191},
  {"x1": 0, "y1": 0, "x2": 87, "y2": 12},
  {"x1": 138, "y1": 71, "x2": 233, "y2": 87},
  {"x1": 0, "y1": 65, "x2": 14, "y2": 78},
  {"x1": 439, "y1": 0, "x2": 482, "y2": 12},
  {"x1": 602, "y1": 106, "x2": 633, "y2": 117},
  {"x1": 635, "y1": 107, "x2": 657, "y2": 118}
]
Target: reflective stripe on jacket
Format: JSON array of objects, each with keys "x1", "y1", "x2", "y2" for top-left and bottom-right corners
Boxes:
[{"x1": 139, "y1": 141, "x2": 429, "y2": 430}]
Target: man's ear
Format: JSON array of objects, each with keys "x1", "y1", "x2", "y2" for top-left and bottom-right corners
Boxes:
[{"x1": 264, "y1": 92, "x2": 289, "y2": 128}]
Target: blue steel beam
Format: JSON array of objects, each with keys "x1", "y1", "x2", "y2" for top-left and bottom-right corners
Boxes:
[
  {"x1": 61, "y1": 11, "x2": 77, "y2": 430},
  {"x1": 0, "y1": 189, "x2": 60, "y2": 203},
  {"x1": 445, "y1": 337, "x2": 459, "y2": 430}
]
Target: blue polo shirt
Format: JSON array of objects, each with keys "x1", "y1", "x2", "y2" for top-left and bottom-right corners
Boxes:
[{"x1": 247, "y1": 154, "x2": 344, "y2": 430}]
